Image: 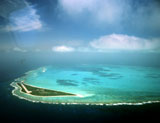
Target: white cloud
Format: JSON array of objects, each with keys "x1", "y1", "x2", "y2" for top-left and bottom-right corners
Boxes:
[
  {"x1": 90, "y1": 34, "x2": 160, "y2": 51},
  {"x1": 58, "y1": 0, "x2": 160, "y2": 33},
  {"x1": 58, "y1": 0, "x2": 124, "y2": 23},
  {"x1": 59, "y1": 0, "x2": 92, "y2": 14},
  {"x1": 52, "y1": 45, "x2": 75, "y2": 52},
  {"x1": 13, "y1": 47, "x2": 27, "y2": 52},
  {"x1": 6, "y1": 5, "x2": 42, "y2": 32},
  {"x1": 51, "y1": 35, "x2": 160, "y2": 53}
]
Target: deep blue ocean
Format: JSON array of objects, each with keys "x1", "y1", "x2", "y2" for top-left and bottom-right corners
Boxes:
[{"x1": 1, "y1": 52, "x2": 160, "y2": 122}]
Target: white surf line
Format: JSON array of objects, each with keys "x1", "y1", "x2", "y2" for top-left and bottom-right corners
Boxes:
[
  {"x1": 21, "y1": 83, "x2": 32, "y2": 94},
  {"x1": 76, "y1": 94, "x2": 84, "y2": 98}
]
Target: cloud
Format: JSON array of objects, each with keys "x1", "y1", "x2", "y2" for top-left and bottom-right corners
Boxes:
[
  {"x1": 5, "y1": 5, "x2": 42, "y2": 32},
  {"x1": 6, "y1": 34, "x2": 160, "y2": 53},
  {"x1": 90, "y1": 34, "x2": 160, "y2": 51},
  {"x1": 58, "y1": 0, "x2": 92, "y2": 14},
  {"x1": 52, "y1": 45, "x2": 75, "y2": 52},
  {"x1": 58, "y1": 0, "x2": 124, "y2": 23},
  {"x1": 58, "y1": 0, "x2": 160, "y2": 35},
  {"x1": 13, "y1": 47, "x2": 27, "y2": 52},
  {"x1": 51, "y1": 34, "x2": 160, "y2": 53}
]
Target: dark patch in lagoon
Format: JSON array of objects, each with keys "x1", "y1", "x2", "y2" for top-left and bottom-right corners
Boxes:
[
  {"x1": 109, "y1": 76, "x2": 123, "y2": 79},
  {"x1": 56, "y1": 80, "x2": 78, "y2": 86},
  {"x1": 74, "y1": 66, "x2": 111, "y2": 73},
  {"x1": 146, "y1": 73, "x2": 160, "y2": 79},
  {"x1": 101, "y1": 69, "x2": 111, "y2": 72},
  {"x1": 71, "y1": 73, "x2": 78, "y2": 76},
  {"x1": 91, "y1": 68, "x2": 111, "y2": 73},
  {"x1": 93, "y1": 71, "x2": 123, "y2": 79},
  {"x1": 83, "y1": 78, "x2": 99, "y2": 84}
]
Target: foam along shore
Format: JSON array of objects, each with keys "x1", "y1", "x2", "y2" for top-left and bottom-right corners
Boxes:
[{"x1": 16, "y1": 82, "x2": 76, "y2": 97}]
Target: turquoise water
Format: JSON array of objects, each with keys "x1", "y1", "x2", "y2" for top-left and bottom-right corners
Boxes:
[{"x1": 11, "y1": 64, "x2": 160, "y2": 105}]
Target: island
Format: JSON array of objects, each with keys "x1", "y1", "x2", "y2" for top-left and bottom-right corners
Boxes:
[
  {"x1": 10, "y1": 65, "x2": 160, "y2": 105},
  {"x1": 17, "y1": 82, "x2": 76, "y2": 97}
]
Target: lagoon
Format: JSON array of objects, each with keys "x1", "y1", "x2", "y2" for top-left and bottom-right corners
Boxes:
[{"x1": 11, "y1": 64, "x2": 160, "y2": 105}]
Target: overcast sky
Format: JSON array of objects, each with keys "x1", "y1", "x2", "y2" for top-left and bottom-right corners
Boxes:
[{"x1": 1, "y1": 0, "x2": 160, "y2": 53}]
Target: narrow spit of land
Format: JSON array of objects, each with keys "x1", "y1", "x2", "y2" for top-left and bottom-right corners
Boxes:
[{"x1": 17, "y1": 83, "x2": 76, "y2": 97}]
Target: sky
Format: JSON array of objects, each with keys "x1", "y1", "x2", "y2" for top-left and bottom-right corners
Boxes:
[{"x1": 0, "y1": 0, "x2": 160, "y2": 53}]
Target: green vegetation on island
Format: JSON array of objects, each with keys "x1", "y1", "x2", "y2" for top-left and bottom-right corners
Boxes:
[{"x1": 17, "y1": 83, "x2": 76, "y2": 97}]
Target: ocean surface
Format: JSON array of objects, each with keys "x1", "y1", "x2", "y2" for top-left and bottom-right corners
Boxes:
[
  {"x1": 0, "y1": 65, "x2": 160, "y2": 123},
  {"x1": 1, "y1": 52, "x2": 160, "y2": 122}
]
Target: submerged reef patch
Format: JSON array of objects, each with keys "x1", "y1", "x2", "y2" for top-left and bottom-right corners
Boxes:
[
  {"x1": 71, "y1": 73, "x2": 78, "y2": 76},
  {"x1": 93, "y1": 71, "x2": 123, "y2": 79},
  {"x1": 56, "y1": 79, "x2": 78, "y2": 86},
  {"x1": 83, "y1": 78, "x2": 99, "y2": 84},
  {"x1": 145, "y1": 73, "x2": 160, "y2": 79}
]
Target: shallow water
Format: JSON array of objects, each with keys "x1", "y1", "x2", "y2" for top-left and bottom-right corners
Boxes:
[{"x1": 11, "y1": 64, "x2": 160, "y2": 105}]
